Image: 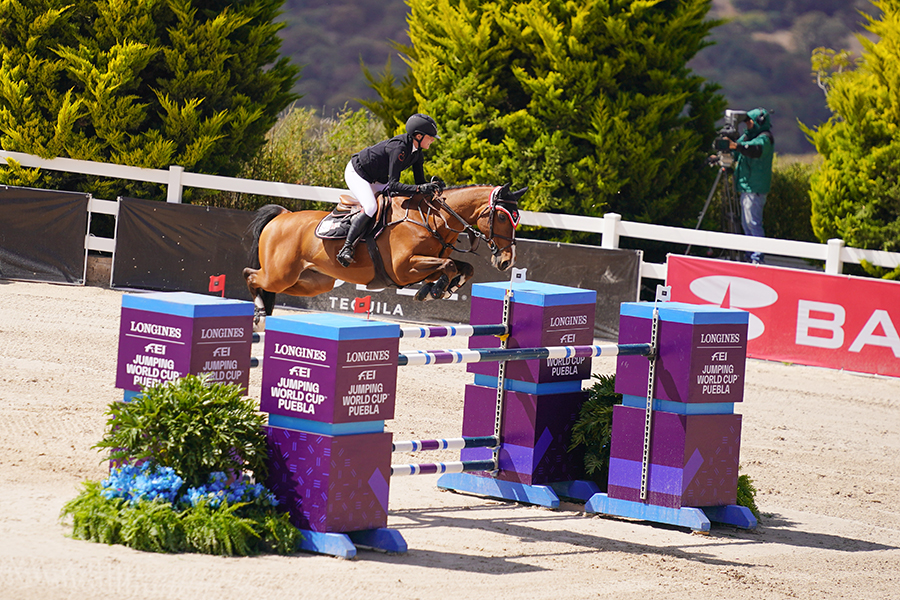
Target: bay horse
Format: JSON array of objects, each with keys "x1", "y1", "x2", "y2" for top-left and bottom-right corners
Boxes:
[{"x1": 243, "y1": 183, "x2": 527, "y2": 324}]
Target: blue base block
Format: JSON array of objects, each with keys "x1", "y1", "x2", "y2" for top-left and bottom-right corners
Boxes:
[
  {"x1": 547, "y1": 480, "x2": 602, "y2": 503},
  {"x1": 702, "y1": 504, "x2": 758, "y2": 529},
  {"x1": 584, "y1": 494, "x2": 759, "y2": 532},
  {"x1": 297, "y1": 528, "x2": 407, "y2": 558},
  {"x1": 584, "y1": 493, "x2": 711, "y2": 532},
  {"x1": 347, "y1": 528, "x2": 409, "y2": 553},
  {"x1": 436, "y1": 473, "x2": 561, "y2": 508}
]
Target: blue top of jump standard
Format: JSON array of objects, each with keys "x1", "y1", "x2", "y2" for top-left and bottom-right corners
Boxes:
[
  {"x1": 122, "y1": 292, "x2": 255, "y2": 318},
  {"x1": 472, "y1": 281, "x2": 596, "y2": 307},
  {"x1": 620, "y1": 301, "x2": 749, "y2": 325},
  {"x1": 266, "y1": 313, "x2": 401, "y2": 340}
]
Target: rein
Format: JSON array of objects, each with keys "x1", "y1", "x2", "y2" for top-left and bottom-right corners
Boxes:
[{"x1": 390, "y1": 187, "x2": 516, "y2": 258}]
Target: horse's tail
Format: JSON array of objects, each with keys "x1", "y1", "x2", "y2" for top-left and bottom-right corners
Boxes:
[{"x1": 247, "y1": 204, "x2": 290, "y2": 267}]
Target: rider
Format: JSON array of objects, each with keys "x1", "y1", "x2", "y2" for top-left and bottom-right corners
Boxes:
[{"x1": 337, "y1": 113, "x2": 443, "y2": 267}]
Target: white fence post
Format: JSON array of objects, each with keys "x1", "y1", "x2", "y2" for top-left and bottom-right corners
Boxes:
[
  {"x1": 602, "y1": 213, "x2": 621, "y2": 249},
  {"x1": 825, "y1": 238, "x2": 845, "y2": 275},
  {"x1": 166, "y1": 165, "x2": 184, "y2": 203}
]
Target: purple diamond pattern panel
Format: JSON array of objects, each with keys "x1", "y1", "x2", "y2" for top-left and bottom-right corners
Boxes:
[
  {"x1": 606, "y1": 405, "x2": 742, "y2": 508},
  {"x1": 460, "y1": 383, "x2": 587, "y2": 485},
  {"x1": 265, "y1": 426, "x2": 393, "y2": 533}
]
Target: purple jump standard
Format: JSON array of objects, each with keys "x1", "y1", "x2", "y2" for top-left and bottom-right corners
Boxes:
[
  {"x1": 438, "y1": 280, "x2": 604, "y2": 506},
  {"x1": 259, "y1": 313, "x2": 405, "y2": 558},
  {"x1": 584, "y1": 301, "x2": 757, "y2": 532}
]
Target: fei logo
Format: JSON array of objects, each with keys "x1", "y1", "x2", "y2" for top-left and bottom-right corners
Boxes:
[{"x1": 688, "y1": 275, "x2": 778, "y2": 340}]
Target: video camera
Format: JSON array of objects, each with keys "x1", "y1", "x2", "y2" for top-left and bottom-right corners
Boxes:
[{"x1": 712, "y1": 109, "x2": 748, "y2": 151}]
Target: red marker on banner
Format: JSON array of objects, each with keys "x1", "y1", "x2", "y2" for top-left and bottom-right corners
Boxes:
[
  {"x1": 353, "y1": 295, "x2": 371, "y2": 318},
  {"x1": 209, "y1": 274, "x2": 226, "y2": 297}
]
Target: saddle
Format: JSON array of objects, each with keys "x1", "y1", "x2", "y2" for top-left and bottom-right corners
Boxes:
[{"x1": 314, "y1": 194, "x2": 391, "y2": 241}]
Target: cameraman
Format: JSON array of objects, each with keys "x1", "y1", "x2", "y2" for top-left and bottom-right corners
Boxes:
[{"x1": 728, "y1": 107, "x2": 774, "y2": 264}]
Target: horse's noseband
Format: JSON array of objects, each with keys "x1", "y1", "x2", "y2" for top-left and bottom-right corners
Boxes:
[{"x1": 483, "y1": 187, "x2": 518, "y2": 256}]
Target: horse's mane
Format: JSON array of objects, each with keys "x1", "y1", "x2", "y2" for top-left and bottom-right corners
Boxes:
[{"x1": 445, "y1": 183, "x2": 493, "y2": 190}]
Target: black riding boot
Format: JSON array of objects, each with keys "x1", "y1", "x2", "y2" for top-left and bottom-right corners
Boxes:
[{"x1": 336, "y1": 211, "x2": 372, "y2": 267}]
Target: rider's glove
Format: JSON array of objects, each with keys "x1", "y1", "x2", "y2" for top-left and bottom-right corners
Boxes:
[{"x1": 418, "y1": 182, "x2": 440, "y2": 196}]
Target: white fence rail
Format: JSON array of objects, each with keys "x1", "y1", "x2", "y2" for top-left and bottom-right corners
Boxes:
[{"x1": 3, "y1": 150, "x2": 900, "y2": 280}]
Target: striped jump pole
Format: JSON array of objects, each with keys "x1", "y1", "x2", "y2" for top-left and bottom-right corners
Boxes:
[
  {"x1": 251, "y1": 322, "x2": 506, "y2": 344},
  {"x1": 392, "y1": 435, "x2": 498, "y2": 453},
  {"x1": 249, "y1": 323, "x2": 509, "y2": 368},
  {"x1": 398, "y1": 343, "x2": 653, "y2": 367},
  {"x1": 399, "y1": 323, "x2": 508, "y2": 339},
  {"x1": 391, "y1": 459, "x2": 497, "y2": 477},
  {"x1": 391, "y1": 437, "x2": 499, "y2": 476}
]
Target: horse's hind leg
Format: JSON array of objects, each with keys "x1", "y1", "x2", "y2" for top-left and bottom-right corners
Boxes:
[
  {"x1": 243, "y1": 267, "x2": 276, "y2": 329},
  {"x1": 260, "y1": 289, "x2": 276, "y2": 315},
  {"x1": 281, "y1": 269, "x2": 338, "y2": 298}
]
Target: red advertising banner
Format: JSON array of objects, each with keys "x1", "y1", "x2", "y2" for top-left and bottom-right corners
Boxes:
[{"x1": 666, "y1": 255, "x2": 900, "y2": 378}]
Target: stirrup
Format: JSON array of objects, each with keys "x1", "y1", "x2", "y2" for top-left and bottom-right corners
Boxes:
[{"x1": 337, "y1": 245, "x2": 355, "y2": 267}]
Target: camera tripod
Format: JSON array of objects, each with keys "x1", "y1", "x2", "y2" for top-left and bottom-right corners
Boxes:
[{"x1": 686, "y1": 154, "x2": 742, "y2": 257}]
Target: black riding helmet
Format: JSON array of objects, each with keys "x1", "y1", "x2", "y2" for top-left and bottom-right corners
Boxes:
[{"x1": 406, "y1": 113, "x2": 440, "y2": 139}]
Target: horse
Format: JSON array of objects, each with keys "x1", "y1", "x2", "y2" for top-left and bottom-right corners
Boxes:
[{"x1": 243, "y1": 183, "x2": 527, "y2": 325}]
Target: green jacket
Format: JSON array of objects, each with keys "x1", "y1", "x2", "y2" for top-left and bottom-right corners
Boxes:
[{"x1": 733, "y1": 107, "x2": 774, "y2": 194}]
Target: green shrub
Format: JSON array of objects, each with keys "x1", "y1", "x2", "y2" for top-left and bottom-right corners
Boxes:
[
  {"x1": 181, "y1": 499, "x2": 260, "y2": 557},
  {"x1": 63, "y1": 481, "x2": 127, "y2": 545},
  {"x1": 94, "y1": 375, "x2": 269, "y2": 488},
  {"x1": 802, "y1": 4, "x2": 900, "y2": 279},
  {"x1": 766, "y1": 158, "x2": 817, "y2": 242},
  {"x1": 202, "y1": 106, "x2": 385, "y2": 212},
  {"x1": 61, "y1": 375, "x2": 302, "y2": 556},
  {"x1": 569, "y1": 374, "x2": 622, "y2": 490},
  {"x1": 61, "y1": 483, "x2": 301, "y2": 555},
  {"x1": 737, "y1": 473, "x2": 761, "y2": 520},
  {"x1": 119, "y1": 498, "x2": 188, "y2": 554}
]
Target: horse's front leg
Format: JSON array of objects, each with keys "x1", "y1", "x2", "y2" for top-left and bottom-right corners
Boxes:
[
  {"x1": 400, "y1": 256, "x2": 461, "y2": 301},
  {"x1": 445, "y1": 260, "x2": 474, "y2": 297},
  {"x1": 426, "y1": 259, "x2": 475, "y2": 300}
]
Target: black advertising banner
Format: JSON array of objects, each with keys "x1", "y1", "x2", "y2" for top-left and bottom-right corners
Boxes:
[
  {"x1": 113, "y1": 197, "x2": 254, "y2": 299},
  {"x1": 288, "y1": 239, "x2": 641, "y2": 340},
  {"x1": 113, "y1": 199, "x2": 641, "y2": 339},
  {"x1": 0, "y1": 186, "x2": 89, "y2": 284}
]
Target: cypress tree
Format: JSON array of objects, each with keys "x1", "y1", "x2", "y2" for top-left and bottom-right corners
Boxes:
[
  {"x1": 0, "y1": 0, "x2": 298, "y2": 201},
  {"x1": 367, "y1": 0, "x2": 726, "y2": 233},
  {"x1": 803, "y1": 0, "x2": 900, "y2": 279}
]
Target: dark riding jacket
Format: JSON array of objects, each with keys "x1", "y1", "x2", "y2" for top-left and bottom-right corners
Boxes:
[{"x1": 351, "y1": 133, "x2": 426, "y2": 196}]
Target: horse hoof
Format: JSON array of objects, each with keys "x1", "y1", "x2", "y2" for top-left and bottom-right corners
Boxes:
[
  {"x1": 415, "y1": 283, "x2": 433, "y2": 301},
  {"x1": 253, "y1": 308, "x2": 267, "y2": 332}
]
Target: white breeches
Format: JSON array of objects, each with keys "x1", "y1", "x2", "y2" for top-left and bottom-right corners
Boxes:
[{"x1": 344, "y1": 161, "x2": 387, "y2": 217}]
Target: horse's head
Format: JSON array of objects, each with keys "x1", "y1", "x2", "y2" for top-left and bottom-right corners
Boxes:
[{"x1": 478, "y1": 183, "x2": 527, "y2": 272}]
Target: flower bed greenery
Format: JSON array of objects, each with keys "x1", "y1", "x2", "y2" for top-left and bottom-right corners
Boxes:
[{"x1": 60, "y1": 375, "x2": 301, "y2": 555}]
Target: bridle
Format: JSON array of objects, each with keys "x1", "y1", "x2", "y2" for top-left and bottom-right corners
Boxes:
[
  {"x1": 432, "y1": 186, "x2": 518, "y2": 258},
  {"x1": 390, "y1": 186, "x2": 519, "y2": 259},
  {"x1": 477, "y1": 186, "x2": 519, "y2": 254}
]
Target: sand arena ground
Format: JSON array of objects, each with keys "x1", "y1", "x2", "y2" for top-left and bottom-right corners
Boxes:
[{"x1": 0, "y1": 280, "x2": 897, "y2": 600}]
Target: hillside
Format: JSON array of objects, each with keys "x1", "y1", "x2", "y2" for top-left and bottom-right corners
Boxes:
[{"x1": 276, "y1": 0, "x2": 878, "y2": 154}]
